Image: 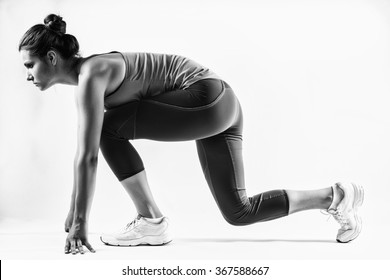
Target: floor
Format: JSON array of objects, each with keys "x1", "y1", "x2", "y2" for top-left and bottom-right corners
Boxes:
[
  {"x1": 1, "y1": 214, "x2": 389, "y2": 280},
  {"x1": 0, "y1": 210, "x2": 388, "y2": 260}
]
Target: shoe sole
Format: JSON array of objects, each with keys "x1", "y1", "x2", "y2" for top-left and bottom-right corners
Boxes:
[
  {"x1": 337, "y1": 183, "x2": 364, "y2": 243},
  {"x1": 100, "y1": 232, "x2": 172, "y2": 247}
]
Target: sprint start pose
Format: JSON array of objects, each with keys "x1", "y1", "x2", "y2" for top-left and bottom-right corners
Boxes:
[{"x1": 19, "y1": 14, "x2": 364, "y2": 255}]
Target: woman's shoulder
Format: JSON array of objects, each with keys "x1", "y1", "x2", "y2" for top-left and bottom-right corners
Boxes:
[
  {"x1": 78, "y1": 52, "x2": 126, "y2": 93},
  {"x1": 79, "y1": 52, "x2": 125, "y2": 79},
  {"x1": 79, "y1": 53, "x2": 110, "y2": 74}
]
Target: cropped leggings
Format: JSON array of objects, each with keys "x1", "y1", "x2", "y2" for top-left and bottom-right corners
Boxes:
[{"x1": 100, "y1": 79, "x2": 289, "y2": 225}]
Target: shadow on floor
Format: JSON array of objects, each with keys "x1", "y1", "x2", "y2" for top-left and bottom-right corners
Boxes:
[{"x1": 176, "y1": 237, "x2": 336, "y2": 244}]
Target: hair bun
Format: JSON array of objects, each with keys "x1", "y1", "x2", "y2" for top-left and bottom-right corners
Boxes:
[{"x1": 44, "y1": 14, "x2": 66, "y2": 34}]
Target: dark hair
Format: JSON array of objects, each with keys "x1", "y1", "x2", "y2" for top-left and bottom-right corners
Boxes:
[{"x1": 18, "y1": 14, "x2": 79, "y2": 59}]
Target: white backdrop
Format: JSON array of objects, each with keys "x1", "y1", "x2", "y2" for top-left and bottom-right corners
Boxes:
[{"x1": 0, "y1": 0, "x2": 389, "y2": 250}]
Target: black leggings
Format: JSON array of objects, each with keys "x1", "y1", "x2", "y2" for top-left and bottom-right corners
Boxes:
[{"x1": 100, "y1": 79, "x2": 289, "y2": 225}]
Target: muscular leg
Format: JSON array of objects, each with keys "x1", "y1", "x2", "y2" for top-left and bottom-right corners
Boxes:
[
  {"x1": 195, "y1": 94, "x2": 343, "y2": 224},
  {"x1": 100, "y1": 104, "x2": 162, "y2": 219},
  {"x1": 286, "y1": 186, "x2": 344, "y2": 214},
  {"x1": 100, "y1": 79, "x2": 237, "y2": 222},
  {"x1": 120, "y1": 170, "x2": 163, "y2": 218},
  {"x1": 195, "y1": 101, "x2": 290, "y2": 225},
  {"x1": 196, "y1": 131, "x2": 339, "y2": 220}
]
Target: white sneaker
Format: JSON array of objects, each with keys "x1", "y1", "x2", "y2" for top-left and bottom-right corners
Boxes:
[
  {"x1": 327, "y1": 182, "x2": 364, "y2": 243},
  {"x1": 100, "y1": 215, "x2": 172, "y2": 246}
]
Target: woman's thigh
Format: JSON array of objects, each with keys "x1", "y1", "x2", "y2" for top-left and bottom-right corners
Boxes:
[{"x1": 108, "y1": 79, "x2": 241, "y2": 141}]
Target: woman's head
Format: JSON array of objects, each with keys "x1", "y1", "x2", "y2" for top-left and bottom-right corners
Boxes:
[
  {"x1": 19, "y1": 14, "x2": 80, "y2": 90},
  {"x1": 19, "y1": 14, "x2": 79, "y2": 59}
]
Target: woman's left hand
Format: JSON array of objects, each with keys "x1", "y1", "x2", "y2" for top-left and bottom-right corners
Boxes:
[{"x1": 65, "y1": 222, "x2": 96, "y2": 254}]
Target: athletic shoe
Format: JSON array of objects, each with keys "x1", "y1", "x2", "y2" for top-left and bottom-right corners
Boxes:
[
  {"x1": 327, "y1": 182, "x2": 364, "y2": 243},
  {"x1": 100, "y1": 215, "x2": 172, "y2": 246}
]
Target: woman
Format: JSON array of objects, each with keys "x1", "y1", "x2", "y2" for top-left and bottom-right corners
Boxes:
[{"x1": 19, "y1": 14, "x2": 364, "y2": 255}]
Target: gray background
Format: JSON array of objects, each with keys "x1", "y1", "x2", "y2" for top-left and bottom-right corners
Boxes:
[{"x1": 0, "y1": 0, "x2": 389, "y2": 260}]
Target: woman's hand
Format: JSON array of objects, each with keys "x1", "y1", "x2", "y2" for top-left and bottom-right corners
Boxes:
[{"x1": 65, "y1": 221, "x2": 96, "y2": 254}]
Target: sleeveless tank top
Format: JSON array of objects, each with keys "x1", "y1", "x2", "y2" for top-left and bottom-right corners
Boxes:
[{"x1": 104, "y1": 52, "x2": 220, "y2": 109}]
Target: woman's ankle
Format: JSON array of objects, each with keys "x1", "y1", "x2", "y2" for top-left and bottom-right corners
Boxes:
[{"x1": 328, "y1": 184, "x2": 345, "y2": 210}]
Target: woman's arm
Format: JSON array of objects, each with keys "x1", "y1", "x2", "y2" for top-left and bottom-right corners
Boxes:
[
  {"x1": 65, "y1": 65, "x2": 108, "y2": 254},
  {"x1": 64, "y1": 152, "x2": 78, "y2": 232}
]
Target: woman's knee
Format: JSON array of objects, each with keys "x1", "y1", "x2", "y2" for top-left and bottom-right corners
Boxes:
[
  {"x1": 222, "y1": 214, "x2": 250, "y2": 226},
  {"x1": 219, "y1": 191, "x2": 290, "y2": 226},
  {"x1": 218, "y1": 201, "x2": 254, "y2": 226}
]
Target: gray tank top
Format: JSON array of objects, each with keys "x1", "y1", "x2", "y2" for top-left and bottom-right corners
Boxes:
[{"x1": 104, "y1": 52, "x2": 220, "y2": 109}]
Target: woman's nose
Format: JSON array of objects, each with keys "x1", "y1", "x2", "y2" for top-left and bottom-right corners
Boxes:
[{"x1": 26, "y1": 73, "x2": 33, "y2": 81}]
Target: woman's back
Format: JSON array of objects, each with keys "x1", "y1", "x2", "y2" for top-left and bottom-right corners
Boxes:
[{"x1": 103, "y1": 52, "x2": 219, "y2": 109}]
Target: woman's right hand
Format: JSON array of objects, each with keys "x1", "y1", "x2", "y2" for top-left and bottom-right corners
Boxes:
[{"x1": 65, "y1": 220, "x2": 95, "y2": 254}]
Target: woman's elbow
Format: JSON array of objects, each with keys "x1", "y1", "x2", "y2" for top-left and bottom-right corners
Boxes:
[{"x1": 77, "y1": 154, "x2": 99, "y2": 167}]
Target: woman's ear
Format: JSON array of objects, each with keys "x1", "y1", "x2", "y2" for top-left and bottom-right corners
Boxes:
[{"x1": 46, "y1": 50, "x2": 57, "y2": 66}]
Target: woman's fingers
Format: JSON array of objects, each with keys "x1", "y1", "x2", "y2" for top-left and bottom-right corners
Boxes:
[
  {"x1": 64, "y1": 241, "x2": 71, "y2": 254},
  {"x1": 64, "y1": 238, "x2": 95, "y2": 254},
  {"x1": 70, "y1": 240, "x2": 77, "y2": 255},
  {"x1": 77, "y1": 239, "x2": 85, "y2": 254}
]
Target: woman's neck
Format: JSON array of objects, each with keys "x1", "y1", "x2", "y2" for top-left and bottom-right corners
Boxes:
[{"x1": 55, "y1": 56, "x2": 83, "y2": 86}]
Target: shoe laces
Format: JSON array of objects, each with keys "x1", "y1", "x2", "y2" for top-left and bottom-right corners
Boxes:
[
  {"x1": 124, "y1": 216, "x2": 142, "y2": 231},
  {"x1": 323, "y1": 209, "x2": 349, "y2": 228}
]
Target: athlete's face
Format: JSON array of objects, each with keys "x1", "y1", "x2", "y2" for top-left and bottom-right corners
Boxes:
[{"x1": 20, "y1": 49, "x2": 56, "y2": 91}]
